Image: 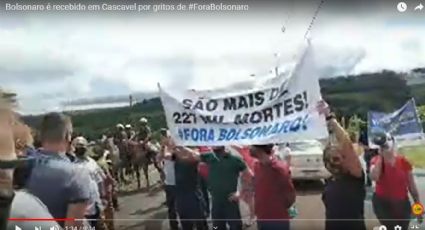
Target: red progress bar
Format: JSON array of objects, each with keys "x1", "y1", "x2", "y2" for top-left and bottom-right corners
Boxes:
[{"x1": 8, "y1": 218, "x2": 75, "y2": 221}]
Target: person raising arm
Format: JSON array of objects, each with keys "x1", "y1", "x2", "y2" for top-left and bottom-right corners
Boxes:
[
  {"x1": 318, "y1": 100, "x2": 366, "y2": 230},
  {"x1": 163, "y1": 137, "x2": 208, "y2": 230},
  {"x1": 166, "y1": 139, "x2": 248, "y2": 230},
  {"x1": 318, "y1": 101, "x2": 363, "y2": 178},
  {"x1": 324, "y1": 112, "x2": 363, "y2": 178}
]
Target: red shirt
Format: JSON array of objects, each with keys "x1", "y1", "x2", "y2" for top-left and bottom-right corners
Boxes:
[
  {"x1": 254, "y1": 157, "x2": 295, "y2": 220},
  {"x1": 371, "y1": 155, "x2": 412, "y2": 200},
  {"x1": 198, "y1": 163, "x2": 209, "y2": 179}
]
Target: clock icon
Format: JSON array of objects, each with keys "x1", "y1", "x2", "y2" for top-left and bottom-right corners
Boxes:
[{"x1": 397, "y1": 2, "x2": 408, "y2": 12}]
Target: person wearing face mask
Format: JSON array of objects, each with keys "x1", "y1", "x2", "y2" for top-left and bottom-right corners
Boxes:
[
  {"x1": 72, "y1": 136, "x2": 107, "y2": 229},
  {"x1": 370, "y1": 131, "x2": 422, "y2": 230},
  {"x1": 248, "y1": 144, "x2": 295, "y2": 230},
  {"x1": 160, "y1": 136, "x2": 208, "y2": 230},
  {"x1": 166, "y1": 139, "x2": 248, "y2": 230}
]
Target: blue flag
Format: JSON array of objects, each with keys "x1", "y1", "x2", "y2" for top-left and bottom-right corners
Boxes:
[{"x1": 368, "y1": 98, "x2": 424, "y2": 145}]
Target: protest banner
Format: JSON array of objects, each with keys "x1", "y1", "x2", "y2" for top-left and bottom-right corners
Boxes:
[
  {"x1": 159, "y1": 44, "x2": 328, "y2": 146},
  {"x1": 368, "y1": 98, "x2": 425, "y2": 147}
]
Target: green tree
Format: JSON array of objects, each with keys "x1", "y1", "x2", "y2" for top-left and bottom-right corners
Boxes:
[{"x1": 321, "y1": 70, "x2": 412, "y2": 119}]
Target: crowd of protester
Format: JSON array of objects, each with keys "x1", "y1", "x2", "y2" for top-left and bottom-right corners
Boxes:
[
  {"x1": 156, "y1": 100, "x2": 423, "y2": 230},
  {"x1": 0, "y1": 89, "x2": 118, "y2": 230},
  {"x1": 0, "y1": 88, "x2": 423, "y2": 230}
]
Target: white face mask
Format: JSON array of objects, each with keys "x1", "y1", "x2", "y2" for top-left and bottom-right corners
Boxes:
[{"x1": 382, "y1": 136, "x2": 395, "y2": 153}]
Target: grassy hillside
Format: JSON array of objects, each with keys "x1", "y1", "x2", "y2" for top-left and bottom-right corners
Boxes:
[
  {"x1": 22, "y1": 70, "x2": 425, "y2": 140},
  {"x1": 24, "y1": 98, "x2": 166, "y2": 140},
  {"x1": 320, "y1": 70, "x2": 413, "y2": 118}
]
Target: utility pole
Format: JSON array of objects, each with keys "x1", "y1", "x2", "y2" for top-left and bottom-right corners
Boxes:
[{"x1": 129, "y1": 94, "x2": 133, "y2": 107}]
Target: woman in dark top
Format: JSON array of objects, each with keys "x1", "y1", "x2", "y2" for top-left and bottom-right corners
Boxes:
[{"x1": 318, "y1": 101, "x2": 366, "y2": 230}]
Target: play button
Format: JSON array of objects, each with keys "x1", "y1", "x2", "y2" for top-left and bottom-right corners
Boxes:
[{"x1": 15, "y1": 226, "x2": 22, "y2": 230}]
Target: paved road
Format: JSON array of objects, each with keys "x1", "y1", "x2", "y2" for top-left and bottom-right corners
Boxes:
[{"x1": 114, "y1": 168, "x2": 425, "y2": 230}]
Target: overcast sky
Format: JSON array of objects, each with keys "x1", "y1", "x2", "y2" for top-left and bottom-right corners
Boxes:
[{"x1": 0, "y1": 0, "x2": 424, "y2": 114}]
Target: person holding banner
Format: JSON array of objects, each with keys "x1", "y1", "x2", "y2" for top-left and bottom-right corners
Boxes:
[
  {"x1": 164, "y1": 140, "x2": 208, "y2": 230},
  {"x1": 370, "y1": 132, "x2": 422, "y2": 230},
  {"x1": 170, "y1": 144, "x2": 248, "y2": 230},
  {"x1": 249, "y1": 144, "x2": 295, "y2": 230},
  {"x1": 318, "y1": 101, "x2": 366, "y2": 230}
]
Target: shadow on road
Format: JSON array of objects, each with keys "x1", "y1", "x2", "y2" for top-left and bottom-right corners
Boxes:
[
  {"x1": 120, "y1": 210, "x2": 168, "y2": 230},
  {"x1": 118, "y1": 187, "x2": 150, "y2": 197},
  {"x1": 131, "y1": 203, "x2": 165, "y2": 216},
  {"x1": 147, "y1": 185, "x2": 164, "y2": 197},
  {"x1": 294, "y1": 180, "x2": 325, "y2": 196},
  {"x1": 119, "y1": 182, "x2": 163, "y2": 197}
]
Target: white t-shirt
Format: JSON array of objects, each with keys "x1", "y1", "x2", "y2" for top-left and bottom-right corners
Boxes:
[
  {"x1": 74, "y1": 157, "x2": 105, "y2": 215},
  {"x1": 163, "y1": 159, "x2": 176, "y2": 186},
  {"x1": 8, "y1": 191, "x2": 63, "y2": 230}
]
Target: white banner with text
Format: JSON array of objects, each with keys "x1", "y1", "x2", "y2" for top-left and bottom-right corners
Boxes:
[{"x1": 159, "y1": 44, "x2": 328, "y2": 146}]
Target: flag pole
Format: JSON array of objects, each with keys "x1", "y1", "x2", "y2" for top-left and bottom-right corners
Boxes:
[{"x1": 303, "y1": 0, "x2": 326, "y2": 40}]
